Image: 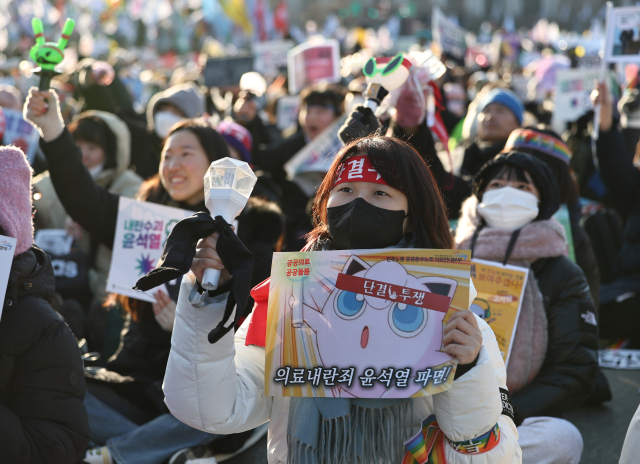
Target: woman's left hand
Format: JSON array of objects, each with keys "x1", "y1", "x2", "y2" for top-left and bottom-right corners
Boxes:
[
  {"x1": 153, "y1": 290, "x2": 177, "y2": 332},
  {"x1": 443, "y1": 311, "x2": 483, "y2": 365}
]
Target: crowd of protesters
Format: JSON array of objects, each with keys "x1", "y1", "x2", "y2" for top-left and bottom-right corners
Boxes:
[{"x1": 1, "y1": 8, "x2": 640, "y2": 464}]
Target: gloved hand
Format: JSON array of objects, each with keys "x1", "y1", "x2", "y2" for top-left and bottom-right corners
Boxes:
[
  {"x1": 24, "y1": 87, "x2": 65, "y2": 142},
  {"x1": 153, "y1": 290, "x2": 177, "y2": 332},
  {"x1": 338, "y1": 105, "x2": 381, "y2": 144}
]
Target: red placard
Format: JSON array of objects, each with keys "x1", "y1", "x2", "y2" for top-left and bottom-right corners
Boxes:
[{"x1": 335, "y1": 273, "x2": 451, "y2": 312}]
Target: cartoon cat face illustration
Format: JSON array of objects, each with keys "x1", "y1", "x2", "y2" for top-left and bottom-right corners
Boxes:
[{"x1": 300, "y1": 256, "x2": 458, "y2": 398}]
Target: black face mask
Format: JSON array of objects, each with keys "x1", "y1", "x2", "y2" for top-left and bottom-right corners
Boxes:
[{"x1": 326, "y1": 198, "x2": 406, "y2": 250}]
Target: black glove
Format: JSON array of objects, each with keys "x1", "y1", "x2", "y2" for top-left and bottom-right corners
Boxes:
[
  {"x1": 134, "y1": 212, "x2": 254, "y2": 344},
  {"x1": 338, "y1": 105, "x2": 381, "y2": 144}
]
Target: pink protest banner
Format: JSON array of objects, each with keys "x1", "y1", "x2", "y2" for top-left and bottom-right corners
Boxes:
[{"x1": 287, "y1": 39, "x2": 340, "y2": 94}]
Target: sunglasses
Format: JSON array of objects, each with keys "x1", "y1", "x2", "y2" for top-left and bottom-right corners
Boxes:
[{"x1": 362, "y1": 53, "x2": 405, "y2": 78}]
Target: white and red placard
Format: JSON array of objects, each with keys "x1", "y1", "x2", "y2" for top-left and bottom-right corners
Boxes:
[
  {"x1": 106, "y1": 198, "x2": 191, "y2": 303},
  {"x1": 287, "y1": 39, "x2": 341, "y2": 95},
  {"x1": 0, "y1": 235, "x2": 17, "y2": 322}
]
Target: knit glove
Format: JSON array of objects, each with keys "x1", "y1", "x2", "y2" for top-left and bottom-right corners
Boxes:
[
  {"x1": 338, "y1": 105, "x2": 381, "y2": 145},
  {"x1": 24, "y1": 87, "x2": 65, "y2": 142}
]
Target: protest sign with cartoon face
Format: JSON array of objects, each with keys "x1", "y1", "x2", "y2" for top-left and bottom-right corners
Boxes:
[{"x1": 265, "y1": 249, "x2": 472, "y2": 398}]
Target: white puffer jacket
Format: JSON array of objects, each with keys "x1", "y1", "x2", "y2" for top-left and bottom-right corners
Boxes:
[{"x1": 164, "y1": 273, "x2": 522, "y2": 464}]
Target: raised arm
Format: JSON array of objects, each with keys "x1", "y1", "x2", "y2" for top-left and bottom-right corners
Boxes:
[
  {"x1": 25, "y1": 88, "x2": 120, "y2": 248},
  {"x1": 163, "y1": 273, "x2": 272, "y2": 433},
  {"x1": 593, "y1": 81, "x2": 640, "y2": 217}
]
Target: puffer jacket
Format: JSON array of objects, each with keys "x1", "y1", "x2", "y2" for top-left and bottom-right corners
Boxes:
[
  {"x1": 163, "y1": 273, "x2": 521, "y2": 464},
  {"x1": 33, "y1": 111, "x2": 143, "y2": 303},
  {"x1": 0, "y1": 247, "x2": 89, "y2": 462},
  {"x1": 509, "y1": 255, "x2": 599, "y2": 424},
  {"x1": 457, "y1": 151, "x2": 599, "y2": 425}
]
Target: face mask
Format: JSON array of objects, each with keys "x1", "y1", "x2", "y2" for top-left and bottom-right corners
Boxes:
[
  {"x1": 327, "y1": 198, "x2": 406, "y2": 250},
  {"x1": 88, "y1": 164, "x2": 104, "y2": 179},
  {"x1": 477, "y1": 186, "x2": 539, "y2": 230},
  {"x1": 154, "y1": 111, "x2": 184, "y2": 138}
]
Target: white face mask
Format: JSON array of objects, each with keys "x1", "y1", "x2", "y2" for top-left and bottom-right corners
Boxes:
[
  {"x1": 477, "y1": 186, "x2": 539, "y2": 230},
  {"x1": 154, "y1": 111, "x2": 184, "y2": 138},
  {"x1": 88, "y1": 164, "x2": 104, "y2": 179}
]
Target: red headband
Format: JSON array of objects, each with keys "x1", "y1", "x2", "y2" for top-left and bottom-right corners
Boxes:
[{"x1": 333, "y1": 155, "x2": 392, "y2": 189}]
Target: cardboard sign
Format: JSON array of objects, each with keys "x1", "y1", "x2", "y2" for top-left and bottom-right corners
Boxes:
[
  {"x1": 552, "y1": 69, "x2": 617, "y2": 124},
  {"x1": 284, "y1": 113, "x2": 346, "y2": 178},
  {"x1": 470, "y1": 259, "x2": 529, "y2": 366},
  {"x1": 3, "y1": 108, "x2": 40, "y2": 164},
  {"x1": 265, "y1": 249, "x2": 472, "y2": 398},
  {"x1": 499, "y1": 33, "x2": 521, "y2": 64},
  {"x1": 287, "y1": 40, "x2": 340, "y2": 94},
  {"x1": 106, "y1": 198, "x2": 191, "y2": 303},
  {"x1": 35, "y1": 229, "x2": 73, "y2": 256},
  {"x1": 0, "y1": 235, "x2": 17, "y2": 322},
  {"x1": 275, "y1": 94, "x2": 300, "y2": 131},
  {"x1": 204, "y1": 56, "x2": 254, "y2": 88},
  {"x1": 283, "y1": 113, "x2": 346, "y2": 197},
  {"x1": 599, "y1": 349, "x2": 640, "y2": 369},
  {"x1": 604, "y1": 6, "x2": 640, "y2": 63},
  {"x1": 432, "y1": 7, "x2": 467, "y2": 61},
  {"x1": 252, "y1": 40, "x2": 294, "y2": 78},
  {"x1": 577, "y1": 53, "x2": 603, "y2": 70}
]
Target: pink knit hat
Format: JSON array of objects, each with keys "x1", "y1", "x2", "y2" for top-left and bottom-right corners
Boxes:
[{"x1": 0, "y1": 146, "x2": 34, "y2": 255}]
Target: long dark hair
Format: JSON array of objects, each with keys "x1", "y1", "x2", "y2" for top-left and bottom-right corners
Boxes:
[
  {"x1": 308, "y1": 136, "x2": 454, "y2": 249},
  {"x1": 108, "y1": 119, "x2": 231, "y2": 321}
]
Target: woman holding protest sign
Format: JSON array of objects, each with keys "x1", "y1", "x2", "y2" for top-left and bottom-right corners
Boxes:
[
  {"x1": 164, "y1": 135, "x2": 521, "y2": 464},
  {"x1": 24, "y1": 88, "x2": 272, "y2": 464},
  {"x1": 454, "y1": 151, "x2": 598, "y2": 464}
]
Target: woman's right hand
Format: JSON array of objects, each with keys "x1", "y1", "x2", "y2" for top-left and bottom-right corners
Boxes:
[
  {"x1": 191, "y1": 232, "x2": 232, "y2": 288},
  {"x1": 591, "y1": 80, "x2": 613, "y2": 133},
  {"x1": 24, "y1": 87, "x2": 65, "y2": 142}
]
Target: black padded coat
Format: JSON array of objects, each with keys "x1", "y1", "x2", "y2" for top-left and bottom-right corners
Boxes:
[
  {"x1": 0, "y1": 247, "x2": 89, "y2": 463},
  {"x1": 511, "y1": 255, "x2": 599, "y2": 425},
  {"x1": 472, "y1": 153, "x2": 599, "y2": 425}
]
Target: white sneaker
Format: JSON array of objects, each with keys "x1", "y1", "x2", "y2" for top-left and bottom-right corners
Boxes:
[
  {"x1": 83, "y1": 446, "x2": 114, "y2": 464},
  {"x1": 170, "y1": 422, "x2": 269, "y2": 464},
  {"x1": 186, "y1": 459, "x2": 218, "y2": 464}
]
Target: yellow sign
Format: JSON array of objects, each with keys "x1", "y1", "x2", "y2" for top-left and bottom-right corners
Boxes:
[{"x1": 470, "y1": 259, "x2": 529, "y2": 366}]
